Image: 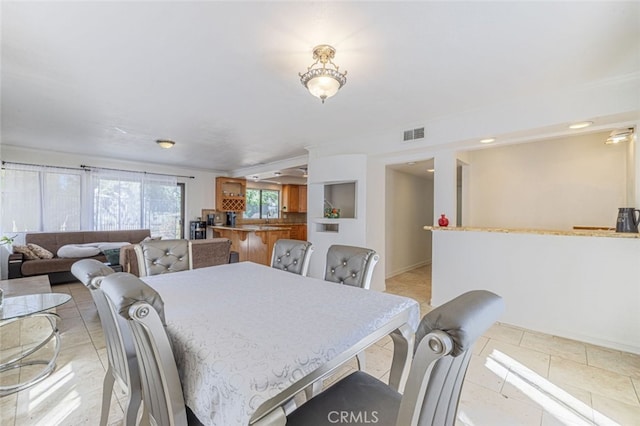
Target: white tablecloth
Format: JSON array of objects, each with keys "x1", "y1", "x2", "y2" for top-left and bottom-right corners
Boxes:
[{"x1": 142, "y1": 261, "x2": 420, "y2": 426}]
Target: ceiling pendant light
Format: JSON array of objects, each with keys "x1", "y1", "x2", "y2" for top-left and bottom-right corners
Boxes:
[
  {"x1": 299, "y1": 45, "x2": 347, "y2": 103},
  {"x1": 156, "y1": 139, "x2": 176, "y2": 149}
]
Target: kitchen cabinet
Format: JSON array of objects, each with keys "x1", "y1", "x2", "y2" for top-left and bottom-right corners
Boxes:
[
  {"x1": 281, "y1": 184, "x2": 307, "y2": 213},
  {"x1": 298, "y1": 185, "x2": 307, "y2": 213},
  {"x1": 216, "y1": 177, "x2": 246, "y2": 212},
  {"x1": 286, "y1": 224, "x2": 307, "y2": 240}
]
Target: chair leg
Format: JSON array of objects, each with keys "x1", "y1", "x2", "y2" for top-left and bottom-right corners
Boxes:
[
  {"x1": 100, "y1": 369, "x2": 115, "y2": 426},
  {"x1": 122, "y1": 386, "x2": 143, "y2": 426},
  {"x1": 356, "y1": 351, "x2": 366, "y2": 371}
]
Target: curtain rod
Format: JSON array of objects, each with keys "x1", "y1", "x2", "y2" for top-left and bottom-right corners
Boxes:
[
  {"x1": 1, "y1": 161, "x2": 195, "y2": 179},
  {"x1": 2, "y1": 161, "x2": 85, "y2": 172},
  {"x1": 80, "y1": 165, "x2": 195, "y2": 179}
]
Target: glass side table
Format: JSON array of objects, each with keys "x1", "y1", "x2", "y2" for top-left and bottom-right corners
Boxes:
[{"x1": 0, "y1": 293, "x2": 72, "y2": 396}]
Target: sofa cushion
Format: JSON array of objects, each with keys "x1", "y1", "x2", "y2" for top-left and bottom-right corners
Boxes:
[
  {"x1": 13, "y1": 245, "x2": 39, "y2": 260},
  {"x1": 27, "y1": 243, "x2": 54, "y2": 259},
  {"x1": 21, "y1": 255, "x2": 107, "y2": 276}
]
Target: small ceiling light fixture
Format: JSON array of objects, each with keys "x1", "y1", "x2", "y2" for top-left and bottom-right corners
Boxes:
[
  {"x1": 480, "y1": 138, "x2": 496, "y2": 144},
  {"x1": 274, "y1": 171, "x2": 282, "y2": 176},
  {"x1": 156, "y1": 139, "x2": 176, "y2": 149},
  {"x1": 299, "y1": 44, "x2": 347, "y2": 103},
  {"x1": 427, "y1": 168, "x2": 435, "y2": 173},
  {"x1": 569, "y1": 121, "x2": 593, "y2": 130},
  {"x1": 606, "y1": 128, "x2": 634, "y2": 144}
]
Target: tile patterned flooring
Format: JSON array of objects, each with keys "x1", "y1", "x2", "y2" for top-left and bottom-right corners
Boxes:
[{"x1": 1, "y1": 265, "x2": 639, "y2": 425}]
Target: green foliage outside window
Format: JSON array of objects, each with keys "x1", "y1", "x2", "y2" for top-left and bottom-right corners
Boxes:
[{"x1": 243, "y1": 189, "x2": 280, "y2": 219}]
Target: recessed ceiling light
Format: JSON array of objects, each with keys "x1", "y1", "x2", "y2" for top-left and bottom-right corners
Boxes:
[
  {"x1": 156, "y1": 139, "x2": 176, "y2": 149},
  {"x1": 480, "y1": 138, "x2": 496, "y2": 144},
  {"x1": 427, "y1": 168, "x2": 435, "y2": 173},
  {"x1": 569, "y1": 121, "x2": 593, "y2": 129}
]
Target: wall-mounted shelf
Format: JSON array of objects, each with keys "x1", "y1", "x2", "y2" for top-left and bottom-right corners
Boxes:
[
  {"x1": 312, "y1": 217, "x2": 357, "y2": 233},
  {"x1": 216, "y1": 177, "x2": 246, "y2": 212}
]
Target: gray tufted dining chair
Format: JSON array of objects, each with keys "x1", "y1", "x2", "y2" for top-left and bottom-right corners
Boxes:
[
  {"x1": 135, "y1": 239, "x2": 191, "y2": 277},
  {"x1": 323, "y1": 245, "x2": 379, "y2": 372},
  {"x1": 287, "y1": 290, "x2": 505, "y2": 426},
  {"x1": 324, "y1": 244, "x2": 379, "y2": 290},
  {"x1": 71, "y1": 259, "x2": 147, "y2": 426},
  {"x1": 100, "y1": 272, "x2": 189, "y2": 426},
  {"x1": 270, "y1": 239, "x2": 314, "y2": 276}
]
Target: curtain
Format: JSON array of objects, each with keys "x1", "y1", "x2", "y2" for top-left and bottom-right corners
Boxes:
[
  {"x1": 89, "y1": 168, "x2": 178, "y2": 238},
  {"x1": 1, "y1": 163, "x2": 180, "y2": 239},
  {"x1": 1, "y1": 163, "x2": 83, "y2": 233}
]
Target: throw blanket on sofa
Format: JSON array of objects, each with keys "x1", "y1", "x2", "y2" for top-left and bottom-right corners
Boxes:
[{"x1": 57, "y1": 242, "x2": 131, "y2": 258}]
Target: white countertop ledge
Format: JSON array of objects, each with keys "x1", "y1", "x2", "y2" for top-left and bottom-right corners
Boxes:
[{"x1": 422, "y1": 226, "x2": 640, "y2": 239}]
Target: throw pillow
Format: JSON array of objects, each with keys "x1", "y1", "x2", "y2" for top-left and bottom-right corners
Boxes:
[
  {"x1": 27, "y1": 243, "x2": 54, "y2": 259},
  {"x1": 12, "y1": 244, "x2": 39, "y2": 260},
  {"x1": 57, "y1": 244, "x2": 101, "y2": 258},
  {"x1": 102, "y1": 248, "x2": 121, "y2": 265},
  {"x1": 142, "y1": 236, "x2": 162, "y2": 242}
]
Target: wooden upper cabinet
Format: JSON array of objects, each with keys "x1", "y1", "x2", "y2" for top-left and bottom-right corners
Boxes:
[
  {"x1": 298, "y1": 185, "x2": 307, "y2": 213},
  {"x1": 282, "y1": 184, "x2": 308, "y2": 213},
  {"x1": 216, "y1": 177, "x2": 246, "y2": 212},
  {"x1": 281, "y1": 184, "x2": 299, "y2": 213}
]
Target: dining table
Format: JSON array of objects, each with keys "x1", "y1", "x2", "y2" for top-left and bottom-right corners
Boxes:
[{"x1": 141, "y1": 261, "x2": 420, "y2": 426}]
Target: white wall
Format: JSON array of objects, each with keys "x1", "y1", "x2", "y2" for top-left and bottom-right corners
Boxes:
[
  {"x1": 307, "y1": 154, "x2": 379, "y2": 286},
  {"x1": 467, "y1": 131, "x2": 629, "y2": 230},
  {"x1": 385, "y1": 169, "x2": 433, "y2": 278}
]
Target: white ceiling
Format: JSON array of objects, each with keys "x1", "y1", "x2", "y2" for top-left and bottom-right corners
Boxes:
[{"x1": 2, "y1": 1, "x2": 639, "y2": 175}]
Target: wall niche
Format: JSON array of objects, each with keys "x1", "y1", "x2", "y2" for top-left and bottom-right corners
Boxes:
[{"x1": 323, "y1": 181, "x2": 356, "y2": 219}]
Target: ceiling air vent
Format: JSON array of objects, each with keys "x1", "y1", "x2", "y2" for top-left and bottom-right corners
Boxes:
[{"x1": 403, "y1": 127, "x2": 425, "y2": 142}]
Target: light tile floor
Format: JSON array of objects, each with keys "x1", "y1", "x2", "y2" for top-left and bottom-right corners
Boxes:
[{"x1": 1, "y1": 265, "x2": 639, "y2": 425}]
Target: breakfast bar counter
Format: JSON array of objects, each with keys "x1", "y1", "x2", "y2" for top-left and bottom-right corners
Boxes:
[
  {"x1": 424, "y1": 224, "x2": 640, "y2": 354},
  {"x1": 423, "y1": 225, "x2": 640, "y2": 238},
  {"x1": 209, "y1": 225, "x2": 290, "y2": 266}
]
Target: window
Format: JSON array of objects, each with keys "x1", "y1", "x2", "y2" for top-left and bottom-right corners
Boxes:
[{"x1": 243, "y1": 189, "x2": 280, "y2": 219}]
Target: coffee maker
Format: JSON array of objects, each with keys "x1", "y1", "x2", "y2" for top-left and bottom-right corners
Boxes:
[{"x1": 226, "y1": 211, "x2": 237, "y2": 227}]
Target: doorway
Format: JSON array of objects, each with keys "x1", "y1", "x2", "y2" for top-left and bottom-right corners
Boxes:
[{"x1": 385, "y1": 160, "x2": 434, "y2": 301}]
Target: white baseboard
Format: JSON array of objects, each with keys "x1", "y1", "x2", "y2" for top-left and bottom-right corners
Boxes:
[{"x1": 385, "y1": 259, "x2": 431, "y2": 279}]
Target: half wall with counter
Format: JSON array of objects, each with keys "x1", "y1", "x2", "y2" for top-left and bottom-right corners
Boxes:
[{"x1": 424, "y1": 226, "x2": 640, "y2": 354}]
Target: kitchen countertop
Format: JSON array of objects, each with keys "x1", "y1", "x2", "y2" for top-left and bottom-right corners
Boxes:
[
  {"x1": 423, "y1": 226, "x2": 640, "y2": 239},
  {"x1": 209, "y1": 225, "x2": 291, "y2": 231}
]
